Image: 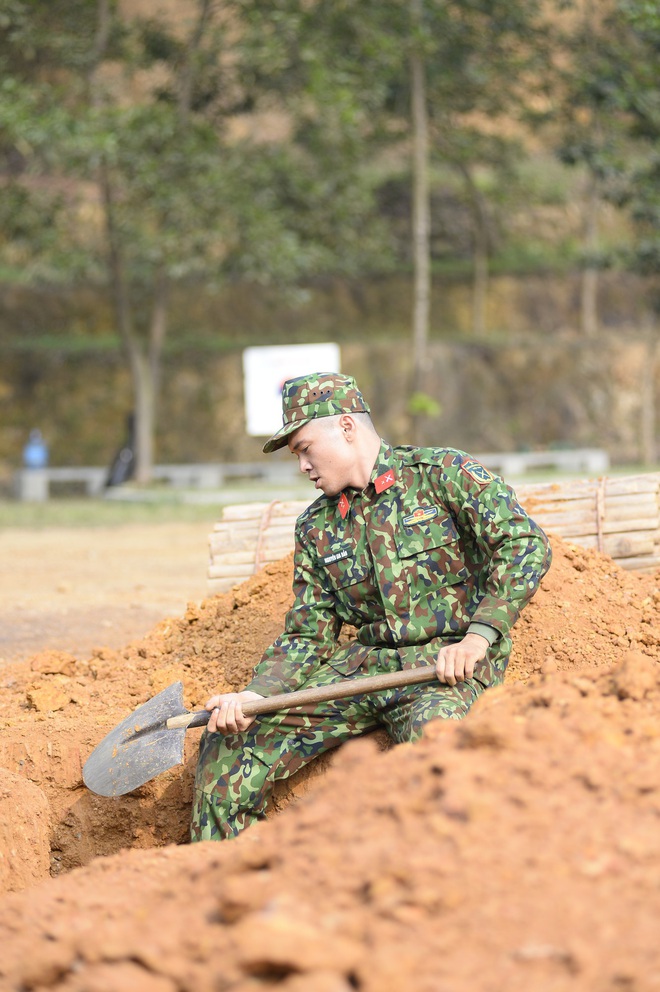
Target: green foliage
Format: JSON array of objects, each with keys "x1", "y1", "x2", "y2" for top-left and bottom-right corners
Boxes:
[
  {"x1": 605, "y1": 0, "x2": 660, "y2": 277},
  {"x1": 0, "y1": 183, "x2": 61, "y2": 256},
  {"x1": 407, "y1": 391, "x2": 441, "y2": 419},
  {"x1": 233, "y1": 0, "x2": 555, "y2": 315},
  {"x1": 0, "y1": 0, "x2": 656, "y2": 304},
  {"x1": 0, "y1": 0, "x2": 394, "y2": 296},
  {"x1": 63, "y1": 101, "x2": 239, "y2": 281},
  {"x1": 549, "y1": 0, "x2": 660, "y2": 282},
  {"x1": 0, "y1": 0, "x2": 100, "y2": 76}
]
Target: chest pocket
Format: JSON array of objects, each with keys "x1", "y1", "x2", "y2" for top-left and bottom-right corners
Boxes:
[
  {"x1": 317, "y1": 546, "x2": 377, "y2": 621},
  {"x1": 317, "y1": 544, "x2": 366, "y2": 585},
  {"x1": 395, "y1": 512, "x2": 469, "y2": 588}
]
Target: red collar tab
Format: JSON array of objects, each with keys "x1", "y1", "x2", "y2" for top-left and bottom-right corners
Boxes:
[
  {"x1": 338, "y1": 492, "x2": 350, "y2": 519},
  {"x1": 374, "y1": 469, "x2": 396, "y2": 493}
]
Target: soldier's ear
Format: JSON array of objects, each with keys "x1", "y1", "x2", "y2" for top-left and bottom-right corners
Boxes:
[{"x1": 338, "y1": 414, "x2": 356, "y2": 440}]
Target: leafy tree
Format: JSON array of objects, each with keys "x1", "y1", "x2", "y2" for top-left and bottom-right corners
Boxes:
[
  {"x1": 1, "y1": 0, "x2": 232, "y2": 478},
  {"x1": 547, "y1": 0, "x2": 630, "y2": 336},
  {"x1": 237, "y1": 0, "x2": 548, "y2": 437},
  {"x1": 602, "y1": 0, "x2": 660, "y2": 281},
  {"x1": 606, "y1": 0, "x2": 660, "y2": 464},
  {"x1": 0, "y1": 0, "x2": 390, "y2": 478},
  {"x1": 549, "y1": 0, "x2": 660, "y2": 334},
  {"x1": 548, "y1": 0, "x2": 659, "y2": 459},
  {"x1": 0, "y1": 0, "x2": 97, "y2": 281}
]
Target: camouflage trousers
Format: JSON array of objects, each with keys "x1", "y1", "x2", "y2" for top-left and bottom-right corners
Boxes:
[{"x1": 190, "y1": 643, "x2": 508, "y2": 843}]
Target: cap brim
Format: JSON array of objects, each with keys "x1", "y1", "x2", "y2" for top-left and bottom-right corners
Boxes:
[{"x1": 262, "y1": 418, "x2": 310, "y2": 454}]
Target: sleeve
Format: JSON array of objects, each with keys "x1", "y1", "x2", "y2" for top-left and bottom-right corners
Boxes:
[
  {"x1": 244, "y1": 520, "x2": 343, "y2": 695},
  {"x1": 441, "y1": 453, "x2": 552, "y2": 638}
]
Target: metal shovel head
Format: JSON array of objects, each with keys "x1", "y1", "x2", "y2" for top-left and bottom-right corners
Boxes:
[{"x1": 83, "y1": 681, "x2": 190, "y2": 797}]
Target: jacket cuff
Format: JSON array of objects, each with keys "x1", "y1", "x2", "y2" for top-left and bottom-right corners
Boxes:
[{"x1": 467, "y1": 621, "x2": 500, "y2": 646}]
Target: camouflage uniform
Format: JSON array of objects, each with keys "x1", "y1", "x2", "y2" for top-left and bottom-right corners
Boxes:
[{"x1": 191, "y1": 375, "x2": 551, "y2": 842}]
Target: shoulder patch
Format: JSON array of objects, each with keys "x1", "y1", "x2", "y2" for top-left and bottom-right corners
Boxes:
[{"x1": 461, "y1": 459, "x2": 494, "y2": 486}]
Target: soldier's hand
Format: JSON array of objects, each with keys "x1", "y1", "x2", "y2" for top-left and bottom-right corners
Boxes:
[
  {"x1": 204, "y1": 690, "x2": 264, "y2": 734},
  {"x1": 435, "y1": 633, "x2": 489, "y2": 686}
]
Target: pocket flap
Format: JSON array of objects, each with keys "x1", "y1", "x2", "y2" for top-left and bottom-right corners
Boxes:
[
  {"x1": 317, "y1": 546, "x2": 371, "y2": 589},
  {"x1": 395, "y1": 511, "x2": 460, "y2": 559}
]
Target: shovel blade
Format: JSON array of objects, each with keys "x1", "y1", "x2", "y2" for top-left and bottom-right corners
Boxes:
[{"x1": 83, "y1": 681, "x2": 190, "y2": 797}]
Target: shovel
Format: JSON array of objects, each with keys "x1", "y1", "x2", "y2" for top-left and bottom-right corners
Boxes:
[{"x1": 82, "y1": 666, "x2": 439, "y2": 797}]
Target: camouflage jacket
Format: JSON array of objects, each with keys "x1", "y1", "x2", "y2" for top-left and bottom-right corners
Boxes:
[{"x1": 246, "y1": 441, "x2": 551, "y2": 695}]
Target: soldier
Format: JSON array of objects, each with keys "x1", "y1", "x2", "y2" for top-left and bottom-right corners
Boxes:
[{"x1": 191, "y1": 371, "x2": 551, "y2": 841}]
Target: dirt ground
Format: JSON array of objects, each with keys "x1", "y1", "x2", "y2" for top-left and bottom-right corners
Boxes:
[
  {"x1": 1, "y1": 520, "x2": 660, "y2": 992},
  {"x1": 0, "y1": 522, "x2": 212, "y2": 663}
]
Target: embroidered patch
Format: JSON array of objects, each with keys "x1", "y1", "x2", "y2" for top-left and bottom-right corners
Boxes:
[
  {"x1": 461, "y1": 460, "x2": 493, "y2": 486},
  {"x1": 374, "y1": 469, "x2": 396, "y2": 493},
  {"x1": 321, "y1": 548, "x2": 351, "y2": 565},
  {"x1": 402, "y1": 506, "x2": 439, "y2": 526},
  {"x1": 338, "y1": 493, "x2": 349, "y2": 519}
]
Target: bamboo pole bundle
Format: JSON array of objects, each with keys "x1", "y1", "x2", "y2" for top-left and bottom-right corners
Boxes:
[
  {"x1": 208, "y1": 500, "x2": 309, "y2": 591},
  {"x1": 207, "y1": 474, "x2": 660, "y2": 591},
  {"x1": 515, "y1": 473, "x2": 660, "y2": 573}
]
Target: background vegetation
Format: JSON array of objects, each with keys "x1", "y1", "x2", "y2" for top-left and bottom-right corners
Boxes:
[{"x1": 0, "y1": 0, "x2": 658, "y2": 482}]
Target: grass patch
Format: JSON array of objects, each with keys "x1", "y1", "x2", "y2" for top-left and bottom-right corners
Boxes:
[
  {"x1": 0, "y1": 479, "x2": 312, "y2": 528},
  {"x1": 0, "y1": 497, "x2": 221, "y2": 529},
  {"x1": 1, "y1": 463, "x2": 654, "y2": 529}
]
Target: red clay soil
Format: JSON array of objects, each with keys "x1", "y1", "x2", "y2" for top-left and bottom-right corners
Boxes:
[{"x1": 1, "y1": 535, "x2": 659, "y2": 991}]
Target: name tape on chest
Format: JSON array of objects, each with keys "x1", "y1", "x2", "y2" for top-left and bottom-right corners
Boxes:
[{"x1": 321, "y1": 548, "x2": 351, "y2": 566}]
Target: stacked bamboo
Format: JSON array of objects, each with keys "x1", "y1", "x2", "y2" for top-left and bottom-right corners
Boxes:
[
  {"x1": 207, "y1": 474, "x2": 660, "y2": 591},
  {"x1": 208, "y1": 500, "x2": 310, "y2": 591},
  {"x1": 515, "y1": 473, "x2": 660, "y2": 573}
]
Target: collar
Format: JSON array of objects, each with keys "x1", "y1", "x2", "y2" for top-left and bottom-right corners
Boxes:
[
  {"x1": 370, "y1": 440, "x2": 400, "y2": 494},
  {"x1": 336, "y1": 441, "x2": 400, "y2": 518}
]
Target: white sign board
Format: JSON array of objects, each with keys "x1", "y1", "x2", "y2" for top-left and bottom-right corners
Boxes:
[{"x1": 243, "y1": 343, "x2": 341, "y2": 437}]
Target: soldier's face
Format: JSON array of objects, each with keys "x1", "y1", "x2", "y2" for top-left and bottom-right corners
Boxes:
[{"x1": 288, "y1": 417, "x2": 354, "y2": 497}]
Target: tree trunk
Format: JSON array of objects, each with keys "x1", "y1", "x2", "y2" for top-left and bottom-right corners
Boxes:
[
  {"x1": 473, "y1": 243, "x2": 488, "y2": 337},
  {"x1": 640, "y1": 317, "x2": 658, "y2": 467},
  {"x1": 410, "y1": 0, "x2": 431, "y2": 444},
  {"x1": 89, "y1": 0, "x2": 111, "y2": 70},
  {"x1": 579, "y1": 0, "x2": 600, "y2": 339},
  {"x1": 580, "y1": 173, "x2": 599, "y2": 338},
  {"x1": 133, "y1": 351, "x2": 156, "y2": 485},
  {"x1": 458, "y1": 163, "x2": 490, "y2": 336},
  {"x1": 92, "y1": 0, "x2": 210, "y2": 484},
  {"x1": 178, "y1": 0, "x2": 214, "y2": 127},
  {"x1": 99, "y1": 165, "x2": 154, "y2": 483},
  {"x1": 145, "y1": 264, "x2": 169, "y2": 478},
  {"x1": 89, "y1": 0, "x2": 154, "y2": 484}
]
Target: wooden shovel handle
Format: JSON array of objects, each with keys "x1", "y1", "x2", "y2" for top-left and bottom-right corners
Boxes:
[{"x1": 167, "y1": 665, "x2": 439, "y2": 730}]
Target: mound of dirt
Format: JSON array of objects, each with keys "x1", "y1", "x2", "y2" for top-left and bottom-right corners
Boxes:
[
  {"x1": 0, "y1": 534, "x2": 659, "y2": 990},
  {"x1": 0, "y1": 768, "x2": 50, "y2": 893}
]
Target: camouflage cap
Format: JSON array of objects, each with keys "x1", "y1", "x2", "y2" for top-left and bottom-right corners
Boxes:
[{"x1": 263, "y1": 372, "x2": 370, "y2": 453}]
